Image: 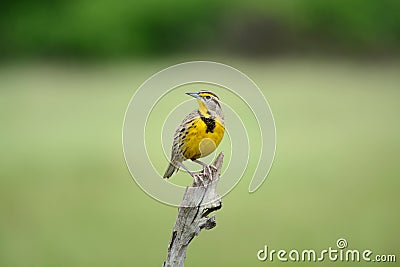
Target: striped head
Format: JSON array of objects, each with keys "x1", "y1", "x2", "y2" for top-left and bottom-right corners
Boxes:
[{"x1": 186, "y1": 90, "x2": 223, "y2": 119}]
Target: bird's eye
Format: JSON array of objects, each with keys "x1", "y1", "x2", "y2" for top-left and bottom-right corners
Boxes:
[{"x1": 205, "y1": 96, "x2": 211, "y2": 100}]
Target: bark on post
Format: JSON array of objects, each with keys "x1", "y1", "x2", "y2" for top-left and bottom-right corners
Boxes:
[{"x1": 163, "y1": 152, "x2": 224, "y2": 267}]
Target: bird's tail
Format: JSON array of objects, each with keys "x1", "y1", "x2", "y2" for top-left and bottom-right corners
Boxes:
[{"x1": 163, "y1": 162, "x2": 178, "y2": 178}]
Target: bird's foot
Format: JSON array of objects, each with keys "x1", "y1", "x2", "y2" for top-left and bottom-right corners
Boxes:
[
  {"x1": 192, "y1": 159, "x2": 216, "y2": 181},
  {"x1": 202, "y1": 167, "x2": 207, "y2": 178},
  {"x1": 202, "y1": 165, "x2": 213, "y2": 180},
  {"x1": 177, "y1": 161, "x2": 207, "y2": 187},
  {"x1": 209, "y1": 164, "x2": 218, "y2": 171},
  {"x1": 192, "y1": 172, "x2": 206, "y2": 187}
]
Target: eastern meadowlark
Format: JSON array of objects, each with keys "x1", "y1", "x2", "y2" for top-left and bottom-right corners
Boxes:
[{"x1": 163, "y1": 90, "x2": 225, "y2": 184}]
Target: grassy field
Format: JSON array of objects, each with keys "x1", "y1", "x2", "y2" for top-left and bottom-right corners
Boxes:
[{"x1": 0, "y1": 58, "x2": 399, "y2": 266}]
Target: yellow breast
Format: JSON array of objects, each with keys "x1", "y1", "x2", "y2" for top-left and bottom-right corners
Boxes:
[{"x1": 181, "y1": 117, "x2": 224, "y2": 160}]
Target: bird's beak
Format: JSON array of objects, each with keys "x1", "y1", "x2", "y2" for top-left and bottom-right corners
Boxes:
[{"x1": 186, "y1": 92, "x2": 200, "y2": 99}]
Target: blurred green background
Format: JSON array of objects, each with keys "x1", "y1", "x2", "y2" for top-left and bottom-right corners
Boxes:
[{"x1": 1, "y1": 0, "x2": 399, "y2": 266}]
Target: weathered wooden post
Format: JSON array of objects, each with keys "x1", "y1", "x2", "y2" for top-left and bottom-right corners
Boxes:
[{"x1": 162, "y1": 152, "x2": 224, "y2": 267}]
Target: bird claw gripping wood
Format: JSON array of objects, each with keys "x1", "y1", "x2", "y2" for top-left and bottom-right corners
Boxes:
[
  {"x1": 193, "y1": 173, "x2": 206, "y2": 187},
  {"x1": 201, "y1": 165, "x2": 213, "y2": 181}
]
